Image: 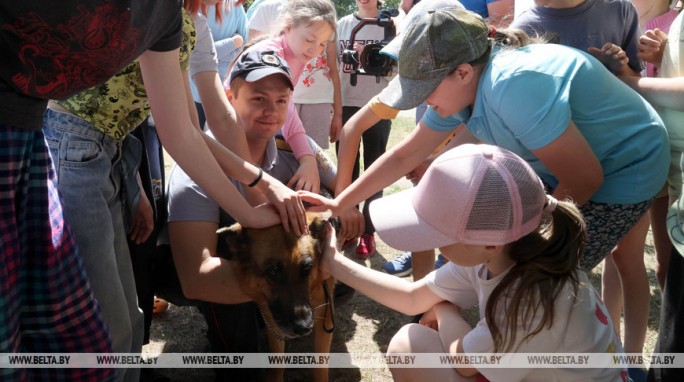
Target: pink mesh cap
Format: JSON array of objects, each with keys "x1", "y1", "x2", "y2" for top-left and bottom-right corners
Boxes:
[{"x1": 370, "y1": 144, "x2": 547, "y2": 252}]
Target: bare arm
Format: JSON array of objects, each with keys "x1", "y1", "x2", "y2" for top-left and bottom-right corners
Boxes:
[
  {"x1": 399, "y1": 0, "x2": 414, "y2": 15},
  {"x1": 327, "y1": 40, "x2": 344, "y2": 144},
  {"x1": 200, "y1": 133, "x2": 308, "y2": 234},
  {"x1": 182, "y1": 71, "x2": 202, "y2": 131},
  {"x1": 423, "y1": 302, "x2": 480, "y2": 377},
  {"x1": 621, "y1": 76, "x2": 684, "y2": 112},
  {"x1": 322, "y1": 228, "x2": 443, "y2": 315},
  {"x1": 193, "y1": 70, "x2": 250, "y2": 159},
  {"x1": 436, "y1": 124, "x2": 479, "y2": 154},
  {"x1": 333, "y1": 121, "x2": 456, "y2": 213},
  {"x1": 334, "y1": 105, "x2": 381, "y2": 196},
  {"x1": 140, "y1": 49, "x2": 274, "y2": 226},
  {"x1": 531, "y1": 121, "x2": 604, "y2": 204},
  {"x1": 169, "y1": 221, "x2": 251, "y2": 304},
  {"x1": 587, "y1": 43, "x2": 641, "y2": 77}
]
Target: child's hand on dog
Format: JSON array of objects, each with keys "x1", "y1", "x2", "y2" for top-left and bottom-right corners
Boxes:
[
  {"x1": 336, "y1": 209, "x2": 365, "y2": 242},
  {"x1": 319, "y1": 223, "x2": 339, "y2": 279},
  {"x1": 298, "y1": 191, "x2": 365, "y2": 240},
  {"x1": 256, "y1": 174, "x2": 309, "y2": 235},
  {"x1": 298, "y1": 190, "x2": 336, "y2": 212}
]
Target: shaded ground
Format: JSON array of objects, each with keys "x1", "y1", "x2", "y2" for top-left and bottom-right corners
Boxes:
[{"x1": 143, "y1": 236, "x2": 662, "y2": 381}]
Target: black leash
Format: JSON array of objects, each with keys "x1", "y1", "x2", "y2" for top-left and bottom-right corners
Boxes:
[{"x1": 322, "y1": 281, "x2": 335, "y2": 334}]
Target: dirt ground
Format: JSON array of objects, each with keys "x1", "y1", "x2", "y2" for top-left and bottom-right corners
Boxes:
[{"x1": 143, "y1": 237, "x2": 662, "y2": 382}]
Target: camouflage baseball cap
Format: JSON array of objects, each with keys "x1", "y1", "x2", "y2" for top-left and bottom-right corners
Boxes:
[
  {"x1": 379, "y1": 8, "x2": 490, "y2": 110},
  {"x1": 379, "y1": 0, "x2": 465, "y2": 60}
]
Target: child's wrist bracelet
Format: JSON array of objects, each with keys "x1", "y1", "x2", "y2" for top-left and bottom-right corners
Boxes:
[{"x1": 247, "y1": 168, "x2": 263, "y2": 188}]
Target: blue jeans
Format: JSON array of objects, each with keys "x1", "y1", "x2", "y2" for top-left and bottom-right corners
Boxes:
[{"x1": 43, "y1": 108, "x2": 144, "y2": 382}]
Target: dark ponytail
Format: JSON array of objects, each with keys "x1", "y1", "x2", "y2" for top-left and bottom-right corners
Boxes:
[{"x1": 485, "y1": 200, "x2": 585, "y2": 353}]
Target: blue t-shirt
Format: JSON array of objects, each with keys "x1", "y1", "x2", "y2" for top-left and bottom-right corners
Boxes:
[
  {"x1": 461, "y1": 0, "x2": 502, "y2": 18},
  {"x1": 510, "y1": 0, "x2": 643, "y2": 73},
  {"x1": 423, "y1": 44, "x2": 668, "y2": 204}
]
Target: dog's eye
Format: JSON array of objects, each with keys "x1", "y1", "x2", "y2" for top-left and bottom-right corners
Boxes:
[
  {"x1": 266, "y1": 262, "x2": 282, "y2": 281},
  {"x1": 301, "y1": 261, "x2": 313, "y2": 277}
]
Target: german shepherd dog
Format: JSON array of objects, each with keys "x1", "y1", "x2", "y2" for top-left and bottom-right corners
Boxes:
[{"x1": 216, "y1": 212, "x2": 335, "y2": 382}]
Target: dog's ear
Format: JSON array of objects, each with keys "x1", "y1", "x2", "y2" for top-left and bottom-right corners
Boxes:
[
  {"x1": 216, "y1": 223, "x2": 247, "y2": 261},
  {"x1": 308, "y1": 214, "x2": 330, "y2": 255}
]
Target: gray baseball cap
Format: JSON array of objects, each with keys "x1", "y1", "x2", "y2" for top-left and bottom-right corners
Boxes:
[
  {"x1": 230, "y1": 48, "x2": 294, "y2": 89},
  {"x1": 379, "y1": 8, "x2": 490, "y2": 110}
]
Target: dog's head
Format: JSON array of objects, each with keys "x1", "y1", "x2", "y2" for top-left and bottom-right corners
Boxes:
[{"x1": 216, "y1": 212, "x2": 331, "y2": 339}]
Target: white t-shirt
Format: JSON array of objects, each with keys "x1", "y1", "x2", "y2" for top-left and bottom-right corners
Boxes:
[
  {"x1": 246, "y1": 0, "x2": 286, "y2": 35},
  {"x1": 424, "y1": 264, "x2": 627, "y2": 381},
  {"x1": 662, "y1": 12, "x2": 684, "y2": 256},
  {"x1": 292, "y1": 49, "x2": 335, "y2": 104}
]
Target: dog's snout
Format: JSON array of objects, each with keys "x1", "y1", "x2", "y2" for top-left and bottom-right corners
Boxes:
[
  {"x1": 292, "y1": 305, "x2": 313, "y2": 336},
  {"x1": 293, "y1": 321, "x2": 312, "y2": 336},
  {"x1": 293, "y1": 316, "x2": 313, "y2": 336}
]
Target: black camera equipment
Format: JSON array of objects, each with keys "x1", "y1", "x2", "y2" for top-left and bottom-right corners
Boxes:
[{"x1": 341, "y1": 8, "x2": 399, "y2": 86}]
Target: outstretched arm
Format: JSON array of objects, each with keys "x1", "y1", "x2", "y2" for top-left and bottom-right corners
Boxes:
[
  {"x1": 332, "y1": 121, "x2": 457, "y2": 214},
  {"x1": 334, "y1": 105, "x2": 382, "y2": 196},
  {"x1": 621, "y1": 76, "x2": 684, "y2": 112},
  {"x1": 320, "y1": 226, "x2": 443, "y2": 315}
]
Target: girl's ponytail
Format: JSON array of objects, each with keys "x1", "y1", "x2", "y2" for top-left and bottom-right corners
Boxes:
[
  {"x1": 469, "y1": 28, "x2": 552, "y2": 67},
  {"x1": 485, "y1": 199, "x2": 585, "y2": 353}
]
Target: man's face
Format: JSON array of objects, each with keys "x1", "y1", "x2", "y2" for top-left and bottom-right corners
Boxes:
[{"x1": 229, "y1": 75, "x2": 292, "y2": 141}]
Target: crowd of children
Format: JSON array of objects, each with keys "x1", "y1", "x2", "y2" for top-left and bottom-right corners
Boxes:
[{"x1": 2, "y1": 0, "x2": 683, "y2": 381}]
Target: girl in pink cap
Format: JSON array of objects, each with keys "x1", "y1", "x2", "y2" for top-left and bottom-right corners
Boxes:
[{"x1": 320, "y1": 144, "x2": 628, "y2": 381}]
